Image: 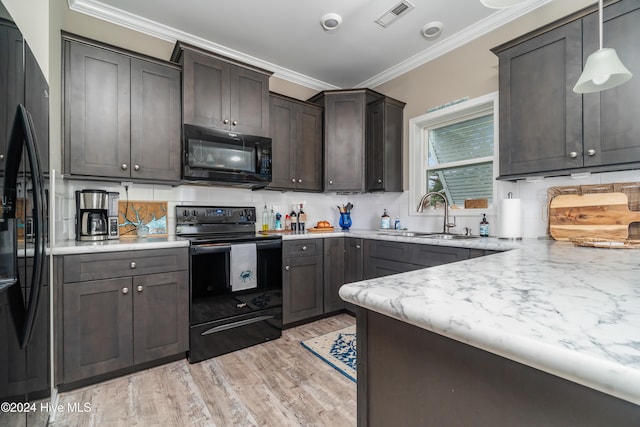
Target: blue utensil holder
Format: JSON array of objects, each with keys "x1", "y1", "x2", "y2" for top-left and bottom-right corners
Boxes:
[{"x1": 339, "y1": 212, "x2": 352, "y2": 230}]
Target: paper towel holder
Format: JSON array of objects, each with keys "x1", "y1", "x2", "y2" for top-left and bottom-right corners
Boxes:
[{"x1": 498, "y1": 192, "x2": 523, "y2": 240}]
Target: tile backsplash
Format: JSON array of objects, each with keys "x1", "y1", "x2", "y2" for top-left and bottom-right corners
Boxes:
[{"x1": 53, "y1": 168, "x2": 640, "y2": 243}]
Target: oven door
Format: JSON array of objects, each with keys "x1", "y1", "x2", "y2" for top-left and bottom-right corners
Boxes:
[
  {"x1": 188, "y1": 239, "x2": 282, "y2": 362},
  {"x1": 190, "y1": 240, "x2": 282, "y2": 325}
]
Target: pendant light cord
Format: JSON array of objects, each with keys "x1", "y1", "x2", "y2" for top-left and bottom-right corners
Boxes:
[{"x1": 598, "y1": 0, "x2": 603, "y2": 50}]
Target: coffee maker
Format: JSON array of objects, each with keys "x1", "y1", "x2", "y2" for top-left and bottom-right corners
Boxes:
[{"x1": 75, "y1": 189, "x2": 109, "y2": 241}]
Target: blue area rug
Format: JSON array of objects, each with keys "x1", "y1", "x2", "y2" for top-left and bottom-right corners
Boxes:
[{"x1": 301, "y1": 325, "x2": 357, "y2": 383}]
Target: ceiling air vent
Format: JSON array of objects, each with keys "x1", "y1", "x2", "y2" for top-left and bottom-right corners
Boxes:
[{"x1": 375, "y1": 1, "x2": 415, "y2": 28}]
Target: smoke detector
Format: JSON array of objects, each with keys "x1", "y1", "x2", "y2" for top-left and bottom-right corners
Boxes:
[
  {"x1": 375, "y1": 1, "x2": 415, "y2": 28},
  {"x1": 321, "y1": 13, "x2": 342, "y2": 31},
  {"x1": 421, "y1": 22, "x2": 443, "y2": 40}
]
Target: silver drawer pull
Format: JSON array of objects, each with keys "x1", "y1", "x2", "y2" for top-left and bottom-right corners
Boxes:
[
  {"x1": 377, "y1": 178, "x2": 382, "y2": 183},
  {"x1": 292, "y1": 178, "x2": 296, "y2": 183},
  {"x1": 356, "y1": 245, "x2": 361, "y2": 249},
  {"x1": 302, "y1": 246, "x2": 307, "y2": 251},
  {"x1": 130, "y1": 261, "x2": 137, "y2": 269},
  {"x1": 285, "y1": 265, "x2": 290, "y2": 271},
  {"x1": 232, "y1": 120, "x2": 238, "y2": 126},
  {"x1": 236, "y1": 302, "x2": 247, "y2": 308},
  {"x1": 137, "y1": 285, "x2": 143, "y2": 292},
  {"x1": 122, "y1": 287, "x2": 129, "y2": 294},
  {"x1": 223, "y1": 119, "x2": 229, "y2": 124},
  {"x1": 569, "y1": 151, "x2": 578, "y2": 158},
  {"x1": 121, "y1": 163, "x2": 128, "y2": 170}
]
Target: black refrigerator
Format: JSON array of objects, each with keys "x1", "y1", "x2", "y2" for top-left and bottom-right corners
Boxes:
[{"x1": 0, "y1": 4, "x2": 50, "y2": 426}]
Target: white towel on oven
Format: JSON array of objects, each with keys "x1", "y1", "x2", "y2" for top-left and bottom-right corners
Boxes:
[{"x1": 230, "y1": 243, "x2": 258, "y2": 291}]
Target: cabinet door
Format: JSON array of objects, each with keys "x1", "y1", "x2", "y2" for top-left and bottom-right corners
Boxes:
[
  {"x1": 268, "y1": 94, "x2": 296, "y2": 189},
  {"x1": 323, "y1": 237, "x2": 345, "y2": 313},
  {"x1": 498, "y1": 20, "x2": 583, "y2": 177},
  {"x1": 62, "y1": 277, "x2": 133, "y2": 383},
  {"x1": 411, "y1": 244, "x2": 469, "y2": 267},
  {"x1": 325, "y1": 92, "x2": 365, "y2": 191},
  {"x1": 182, "y1": 50, "x2": 230, "y2": 130},
  {"x1": 364, "y1": 257, "x2": 419, "y2": 280},
  {"x1": 344, "y1": 237, "x2": 364, "y2": 284},
  {"x1": 0, "y1": 24, "x2": 24, "y2": 171},
  {"x1": 230, "y1": 65, "x2": 270, "y2": 137},
  {"x1": 64, "y1": 40, "x2": 131, "y2": 178},
  {"x1": 133, "y1": 271, "x2": 188, "y2": 364},
  {"x1": 366, "y1": 100, "x2": 385, "y2": 192},
  {"x1": 367, "y1": 98, "x2": 404, "y2": 192},
  {"x1": 583, "y1": 1, "x2": 640, "y2": 167},
  {"x1": 130, "y1": 59, "x2": 181, "y2": 181},
  {"x1": 296, "y1": 103, "x2": 323, "y2": 191},
  {"x1": 282, "y1": 254, "x2": 323, "y2": 325}
]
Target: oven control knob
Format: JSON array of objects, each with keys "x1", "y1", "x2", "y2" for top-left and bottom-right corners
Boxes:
[
  {"x1": 192, "y1": 209, "x2": 197, "y2": 217},
  {"x1": 184, "y1": 210, "x2": 189, "y2": 217}
]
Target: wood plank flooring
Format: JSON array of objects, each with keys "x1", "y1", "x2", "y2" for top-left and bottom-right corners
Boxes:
[{"x1": 49, "y1": 314, "x2": 356, "y2": 427}]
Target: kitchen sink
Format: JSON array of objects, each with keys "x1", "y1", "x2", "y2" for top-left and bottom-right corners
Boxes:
[
  {"x1": 420, "y1": 233, "x2": 478, "y2": 240},
  {"x1": 377, "y1": 231, "x2": 434, "y2": 237}
]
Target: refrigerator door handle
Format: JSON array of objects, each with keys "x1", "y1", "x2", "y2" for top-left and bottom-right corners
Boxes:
[{"x1": 4, "y1": 105, "x2": 47, "y2": 349}]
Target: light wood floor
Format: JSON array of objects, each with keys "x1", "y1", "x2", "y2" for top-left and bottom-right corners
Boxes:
[{"x1": 49, "y1": 314, "x2": 356, "y2": 427}]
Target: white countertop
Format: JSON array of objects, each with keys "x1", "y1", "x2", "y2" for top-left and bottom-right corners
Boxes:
[
  {"x1": 51, "y1": 236, "x2": 190, "y2": 255},
  {"x1": 339, "y1": 235, "x2": 640, "y2": 406}
]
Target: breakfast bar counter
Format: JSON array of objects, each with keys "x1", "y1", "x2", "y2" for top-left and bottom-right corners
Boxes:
[{"x1": 339, "y1": 237, "x2": 640, "y2": 426}]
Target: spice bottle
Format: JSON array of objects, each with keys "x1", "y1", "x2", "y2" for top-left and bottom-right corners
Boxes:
[{"x1": 480, "y1": 214, "x2": 490, "y2": 237}]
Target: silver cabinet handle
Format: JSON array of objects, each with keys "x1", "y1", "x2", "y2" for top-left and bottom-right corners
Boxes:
[
  {"x1": 302, "y1": 246, "x2": 307, "y2": 251},
  {"x1": 223, "y1": 119, "x2": 229, "y2": 124},
  {"x1": 329, "y1": 180, "x2": 333, "y2": 185},
  {"x1": 137, "y1": 285, "x2": 143, "y2": 292},
  {"x1": 292, "y1": 178, "x2": 296, "y2": 183},
  {"x1": 285, "y1": 265, "x2": 290, "y2": 271},
  {"x1": 134, "y1": 164, "x2": 140, "y2": 171},
  {"x1": 121, "y1": 163, "x2": 128, "y2": 170},
  {"x1": 298, "y1": 179, "x2": 302, "y2": 183},
  {"x1": 587, "y1": 149, "x2": 596, "y2": 156},
  {"x1": 122, "y1": 287, "x2": 129, "y2": 294},
  {"x1": 377, "y1": 178, "x2": 382, "y2": 184},
  {"x1": 130, "y1": 261, "x2": 136, "y2": 269},
  {"x1": 356, "y1": 244, "x2": 361, "y2": 249},
  {"x1": 569, "y1": 152, "x2": 578, "y2": 158},
  {"x1": 232, "y1": 120, "x2": 238, "y2": 126},
  {"x1": 0, "y1": 154, "x2": 4, "y2": 160}
]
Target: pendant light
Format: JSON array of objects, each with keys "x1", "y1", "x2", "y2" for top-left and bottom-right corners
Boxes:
[{"x1": 573, "y1": 0, "x2": 632, "y2": 93}]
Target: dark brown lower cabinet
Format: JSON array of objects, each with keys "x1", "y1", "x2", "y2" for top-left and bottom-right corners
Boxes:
[
  {"x1": 363, "y1": 240, "x2": 421, "y2": 279},
  {"x1": 358, "y1": 309, "x2": 640, "y2": 427},
  {"x1": 282, "y1": 239, "x2": 324, "y2": 325},
  {"x1": 56, "y1": 248, "x2": 188, "y2": 387},
  {"x1": 323, "y1": 237, "x2": 345, "y2": 313}
]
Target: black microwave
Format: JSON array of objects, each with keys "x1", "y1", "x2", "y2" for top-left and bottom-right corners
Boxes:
[{"x1": 183, "y1": 125, "x2": 272, "y2": 188}]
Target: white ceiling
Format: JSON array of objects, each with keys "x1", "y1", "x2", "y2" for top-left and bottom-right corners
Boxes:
[{"x1": 68, "y1": 0, "x2": 551, "y2": 90}]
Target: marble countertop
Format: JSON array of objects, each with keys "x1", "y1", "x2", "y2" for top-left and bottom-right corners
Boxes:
[
  {"x1": 51, "y1": 236, "x2": 190, "y2": 255},
  {"x1": 339, "y1": 236, "x2": 640, "y2": 406}
]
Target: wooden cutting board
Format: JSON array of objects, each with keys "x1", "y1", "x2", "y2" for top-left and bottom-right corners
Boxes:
[{"x1": 549, "y1": 192, "x2": 640, "y2": 240}]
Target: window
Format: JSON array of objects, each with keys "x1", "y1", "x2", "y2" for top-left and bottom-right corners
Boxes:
[{"x1": 409, "y1": 92, "x2": 498, "y2": 213}]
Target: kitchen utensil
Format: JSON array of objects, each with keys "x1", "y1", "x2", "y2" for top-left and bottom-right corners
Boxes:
[{"x1": 549, "y1": 192, "x2": 640, "y2": 240}]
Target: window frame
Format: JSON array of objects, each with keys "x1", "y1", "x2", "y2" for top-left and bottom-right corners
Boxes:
[{"x1": 409, "y1": 92, "x2": 499, "y2": 217}]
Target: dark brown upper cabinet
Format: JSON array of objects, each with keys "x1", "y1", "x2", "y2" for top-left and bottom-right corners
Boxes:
[
  {"x1": 308, "y1": 89, "x2": 404, "y2": 193},
  {"x1": 268, "y1": 93, "x2": 323, "y2": 191},
  {"x1": 63, "y1": 34, "x2": 181, "y2": 183},
  {"x1": 494, "y1": 0, "x2": 640, "y2": 180},
  {"x1": 171, "y1": 42, "x2": 272, "y2": 138}
]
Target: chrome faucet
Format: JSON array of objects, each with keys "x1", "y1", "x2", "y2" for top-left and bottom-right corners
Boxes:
[{"x1": 416, "y1": 191, "x2": 456, "y2": 234}]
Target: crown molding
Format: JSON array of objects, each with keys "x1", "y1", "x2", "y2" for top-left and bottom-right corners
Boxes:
[
  {"x1": 68, "y1": 0, "x2": 549, "y2": 91},
  {"x1": 358, "y1": 0, "x2": 552, "y2": 88},
  {"x1": 67, "y1": 0, "x2": 339, "y2": 91}
]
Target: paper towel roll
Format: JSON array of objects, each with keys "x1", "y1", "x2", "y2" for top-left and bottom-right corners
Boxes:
[{"x1": 499, "y1": 198, "x2": 522, "y2": 239}]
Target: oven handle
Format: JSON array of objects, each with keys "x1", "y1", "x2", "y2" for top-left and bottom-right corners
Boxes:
[
  {"x1": 201, "y1": 315, "x2": 275, "y2": 335},
  {"x1": 190, "y1": 244, "x2": 232, "y2": 255}
]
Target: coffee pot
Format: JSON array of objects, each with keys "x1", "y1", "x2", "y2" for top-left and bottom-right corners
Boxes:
[{"x1": 75, "y1": 189, "x2": 109, "y2": 241}]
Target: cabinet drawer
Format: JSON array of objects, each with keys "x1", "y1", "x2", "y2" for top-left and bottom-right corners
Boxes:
[
  {"x1": 63, "y1": 248, "x2": 188, "y2": 283},
  {"x1": 411, "y1": 244, "x2": 469, "y2": 267},
  {"x1": 283, "y1": 239, "x2": 322, "y2": 258},
  {"x1": 365, "y1": 239, "x2": 412, "y2": 263}
]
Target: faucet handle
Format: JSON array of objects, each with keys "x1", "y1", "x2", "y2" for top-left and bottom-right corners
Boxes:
[{"x1": 463, "y1": 227, "x2": 472, "y2": 236}]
